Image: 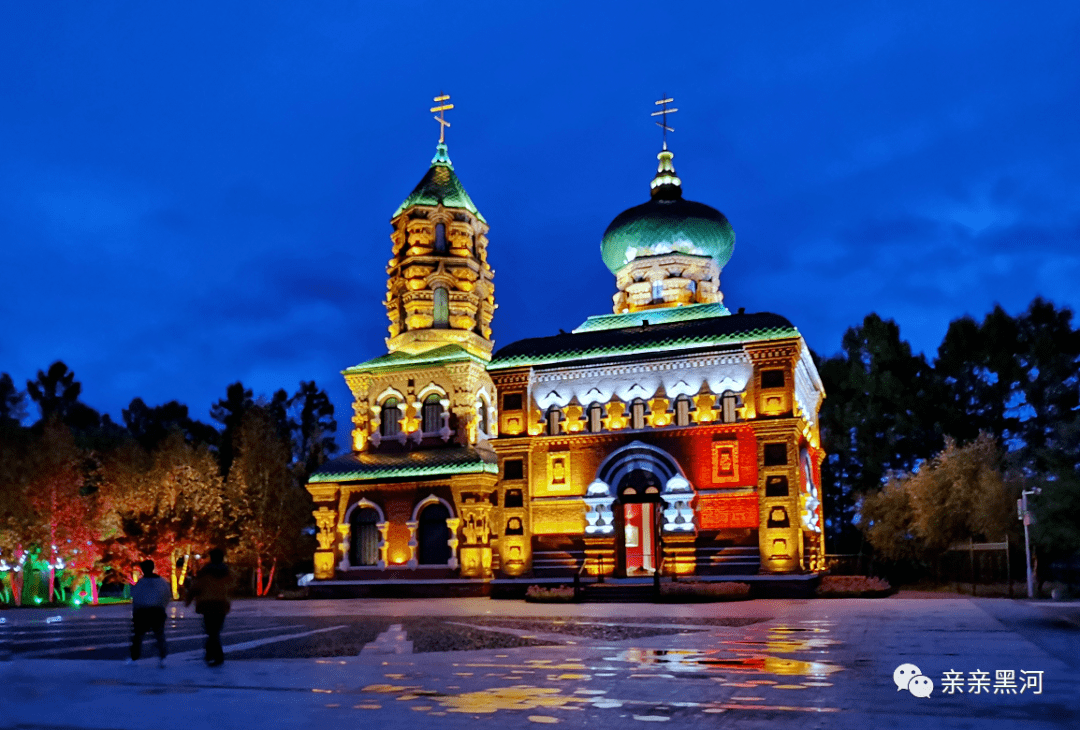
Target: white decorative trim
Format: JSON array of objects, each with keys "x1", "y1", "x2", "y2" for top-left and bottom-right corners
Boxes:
[
  {"x1": 411, "y1": 494, "x2": 456, "y2": 522},
  {"x1": 375, "y1": 386, "x2": 406, "y2": 404},
  {"x1": 344, "y1": 498, "x2": 386, "y2": 523},
  {"x1": 417, "y1": 382, "x2": 449, "y2": 402}
]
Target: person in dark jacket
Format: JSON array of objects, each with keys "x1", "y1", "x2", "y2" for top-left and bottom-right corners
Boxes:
[
  {"x1": 184, "y1": 548, "x2": 232, "y2": 666},
  {"x1": 129, "y1": 559, "x2": 171, "y2": 667}
]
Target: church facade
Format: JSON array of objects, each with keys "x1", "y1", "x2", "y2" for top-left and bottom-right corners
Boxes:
[{"x1": 306, "y1": 110, "x2": 825, "y2": 588}]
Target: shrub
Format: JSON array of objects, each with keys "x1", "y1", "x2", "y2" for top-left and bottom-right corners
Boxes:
[
  {"x1": 525, "y1": 584, "x2": 576, "y2": 602},
  {"x1": 816, "y1": 575, "x2": 892, "y2": 598}
]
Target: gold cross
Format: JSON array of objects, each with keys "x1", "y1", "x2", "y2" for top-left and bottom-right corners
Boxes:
[
  {"x1": 651, "y1": 96, "x2": 678, "y2": 149},
  {"x1": 431, "y1": 92, "x2": 454, "y2": 144}
]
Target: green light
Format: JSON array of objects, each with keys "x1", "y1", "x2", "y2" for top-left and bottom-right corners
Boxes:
[{"x1": 34, "y1": 597, "x2": 42, "y2": 604}]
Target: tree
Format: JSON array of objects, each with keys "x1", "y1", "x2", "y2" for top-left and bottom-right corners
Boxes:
[
  {"x1": 26, "y1": 361, "x2": 101, "y2": 431},
  {"x1": 210, "y1": 382, "x2": 253, "y2": 479},
  {"x1": 0, "y1": 373, "x2": 27, "y2": 428},
  {"x1": 22, "y1": 419, "x2": 107, "y2": 603},
  {"x1": 818, "y1": 314, "x2": 942, "y2": 552},
  {"x1": 862, "y1": 433, "x2": 1017, "y2": 564},
  {"x1": 101, "y1": 433, "x2": 226, "y2": 598},
  {"x1": 290, "y1": 380, "x2": 337, "y2": 484},
  {"x1": 0, "y1": 420, "x2": 35, "y2": 604},
  {"x1": 227, "y1": 407, "x2": 312, "y2": 596},
  {"x1": 123, "y1": 398, "x2": 216, "y2": 452}
]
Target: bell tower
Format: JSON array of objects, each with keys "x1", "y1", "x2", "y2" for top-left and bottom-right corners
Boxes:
[{"x1": 384, "y1": 100, "x2": 494, "y2": 360}]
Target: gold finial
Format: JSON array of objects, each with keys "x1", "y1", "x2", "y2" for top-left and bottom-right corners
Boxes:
[
  {"x1": 651, "y1": 96, "x2": 678, "y2": 150},
  {"x1": 431, "y1": 92, "x2": 454, "y2": 144}
]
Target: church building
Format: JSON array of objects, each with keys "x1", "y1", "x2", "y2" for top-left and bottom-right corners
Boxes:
[{"x1": 305, "y1": 97, "x2": 825, "y2": 591}]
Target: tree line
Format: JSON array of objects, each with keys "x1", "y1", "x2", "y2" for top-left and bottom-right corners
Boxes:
[
  {"x1": 0, "y1": 365, "x2": 337, "y2": 605},
  {"x1": 818, "y1": 297, "x2": 1080, "y2": 583}
]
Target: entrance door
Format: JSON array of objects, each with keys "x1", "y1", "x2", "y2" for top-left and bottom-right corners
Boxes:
[{"x1": 623, "y1": 502, "x2": 655, "y2": 574}]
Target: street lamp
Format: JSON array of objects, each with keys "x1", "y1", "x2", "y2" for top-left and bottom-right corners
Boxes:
[{"x1": 1019, "y1": 487, "x2": 1041, "y2": 599}]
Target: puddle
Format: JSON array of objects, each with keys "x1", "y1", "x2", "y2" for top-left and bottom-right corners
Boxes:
[{"x1": 606, "y1": 649, "x2": 842, "y2": 678}]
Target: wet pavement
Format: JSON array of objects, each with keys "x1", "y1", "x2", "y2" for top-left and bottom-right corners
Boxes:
[{"x1": 1, "y1": 596, "x2": 1077, "y2": 729}]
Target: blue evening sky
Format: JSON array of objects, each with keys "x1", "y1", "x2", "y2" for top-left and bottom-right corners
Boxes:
[{"x1": 2, "y1": 2, "x2": 1078, "y2": 444}]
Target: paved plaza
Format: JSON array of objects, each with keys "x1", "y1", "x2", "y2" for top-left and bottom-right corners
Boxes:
[{"x1": 1, "y1": 595, "x2": 1077, "y2": 729}]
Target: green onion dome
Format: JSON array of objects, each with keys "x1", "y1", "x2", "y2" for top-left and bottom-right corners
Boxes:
[{"x1": 600, "y1": 149, "x2": 735, "y2": 274}]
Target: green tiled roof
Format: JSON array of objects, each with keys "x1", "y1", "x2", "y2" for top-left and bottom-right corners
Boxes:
[
  {"x1": 392, "y1": 143, "x2": 486, "y2": 223},
  {"x1": 344, "y1": 345, "x2": 486, "y2": 376},
  {"x1": 489, "y1": 311, "x2": 798, "y2": 370},
  {"x1": 309, "y1": 446, "x2": 498, "y2": 483},
  {"x1": 574, "y1": 302, "x2": 731, "y2": 332}
]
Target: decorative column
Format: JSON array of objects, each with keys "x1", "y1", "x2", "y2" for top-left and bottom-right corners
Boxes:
[
  {"x1": 336, "y1": 523, "x2": 352, "y2": 570},
  {"x1": 445, "y1": 516, "x2": 462, "y2": 571},
  {"x1": 457, "y1": 497, "x2": 493, "y2": 578},
  {"x1": 406, "y1": 520, "x2": 419, "y2": 568},
  {"x1": 376, "y1": 522, "x2": 390, "y2": 568},
  {"x1": 313, "y1": 507, "x2": 338, "y2": 579}
]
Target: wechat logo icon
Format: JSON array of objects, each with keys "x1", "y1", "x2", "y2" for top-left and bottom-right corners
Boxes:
[{"x1": 894, "y1": 663, "x2": 934, "y2": 698}]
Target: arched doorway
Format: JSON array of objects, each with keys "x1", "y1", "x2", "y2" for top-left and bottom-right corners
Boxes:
[
  {"x1": 616, "y1": 469, "x2": 664, "y2": 576},
  {"x1": 417, "y1": 502, "x2": 452, "y2": 565},
  {"x1": 349, "y1": 507, "x2": 380, "y2": 567}
]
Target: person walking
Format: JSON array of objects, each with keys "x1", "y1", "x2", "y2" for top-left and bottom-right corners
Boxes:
[
  {"x1": 129, "y1": 559, "x2": 171, "y2": 667},
  {"x1": 185, "y1": 548, "x2": 232, "y2": 667}
]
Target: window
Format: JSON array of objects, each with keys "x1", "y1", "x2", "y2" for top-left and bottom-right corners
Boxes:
[
  {"x1": 434, "y1": 222, "x2": 447, "y2": 253},
  {"x1": 764, "y1": 443, "x2": 788, "y2": 466},
  {"x1": 761, "y1": 369, "x2": 785, "y2": 389},
  {"x1": 721, "y1": 390, "x2": 739, "y2": 423},
  {"x1": 503, "y1": 392, "x2": 523, "y2": 411},
  {"x1": 505, "y1": 517, "x2": 524, "y2": 535},
  {"x1": 380, "y1": 398, "x2": 401, "y2": 437},
  {"x1": 687, "y1": 279, "x2": 696, "y2": 294},
  {"x1": 765, "y1": 475, "x2": 789, "y2": 497},
  {"x1": 476, "y1": 398, "x2": 489, "y2": 436},
  {"x1": 504, "y1": 489, "x2": 524, "y2": 508},
  {"x1": 545, "y1": 406, "x2": 562, "y2": 436},
  {"x1": 503, "y1": 459, "x2": 524, "y2": 480},
  {"x1": 630, "y1": 398, "x2": 647, "y2": 430},
  {"x1": 417, "y1": 502, "x2": 451, "y2": 564},
  {"x1": 587, "y1": 402, "x2": 604, "y2": 433},
  {"x1": 652, "y1": 281, "x2": 663, "y2": 302},
  {"x1": 422, "y1": 394, "x2": 443, "y2": 434},
  {"x1": 674, "y1": 395, "x2": 692, "y2": 426},
  {"x1": 433, "y1": 287, "x2": 449, "y2": 329},
  {"x1": 349, "y1": 507, "x2": 379, "y2": 566}
]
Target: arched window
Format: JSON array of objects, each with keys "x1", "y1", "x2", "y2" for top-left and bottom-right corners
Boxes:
[
  {"x1": 652, "y1": 281, "x2": 663, "y2": 302},
  {"x1": 674, "y1": 395, "x2": 693, "y2": 427},
  {"x1": 380, "y1": 398, "x2": 401, "y2": 437},
  {"x1": 422, "y1": 394, "x2": 443, "y2": 434},
  {"x1": 545, "y1": 405, "x2": 562, "y2": 436},
  {"x1": 433, "y1": 287, "x2": 449, "y2": 329},
  {"x1": 587, "y1": 402, "x2": 604, "y2": 433},
  {"x1": 476, "y1": 398, "x2": 489, "y2": 436},
  {"x1": 721, "y1": 390, "x2": 739, "y2": 423},
  {"x1": 417, "y1": 502, "x2": 452, "y2": 565},
  {"x1": 630, "y1": 398, "x2": 647, "y2": 430},
  {"x1": 434, "y1": 222, "x2": 447, "y2": 253},
  {"x1": 349, "y1": 507, "x2": 379, "y2": 566}
]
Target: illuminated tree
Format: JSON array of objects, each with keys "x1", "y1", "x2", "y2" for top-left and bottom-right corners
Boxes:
[
  {"x1": 101, "y1": 433, "x2": 226, "y2": 598},
  {"x1": 227, "y1": 407, "x2": 312, "y2": 595},
  {"x1": 0, "y1": 421, "x2": 34, "y2": 604},
  {"x1": 862, "y1": 433, "x2": 1017, "y2": 562}
]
